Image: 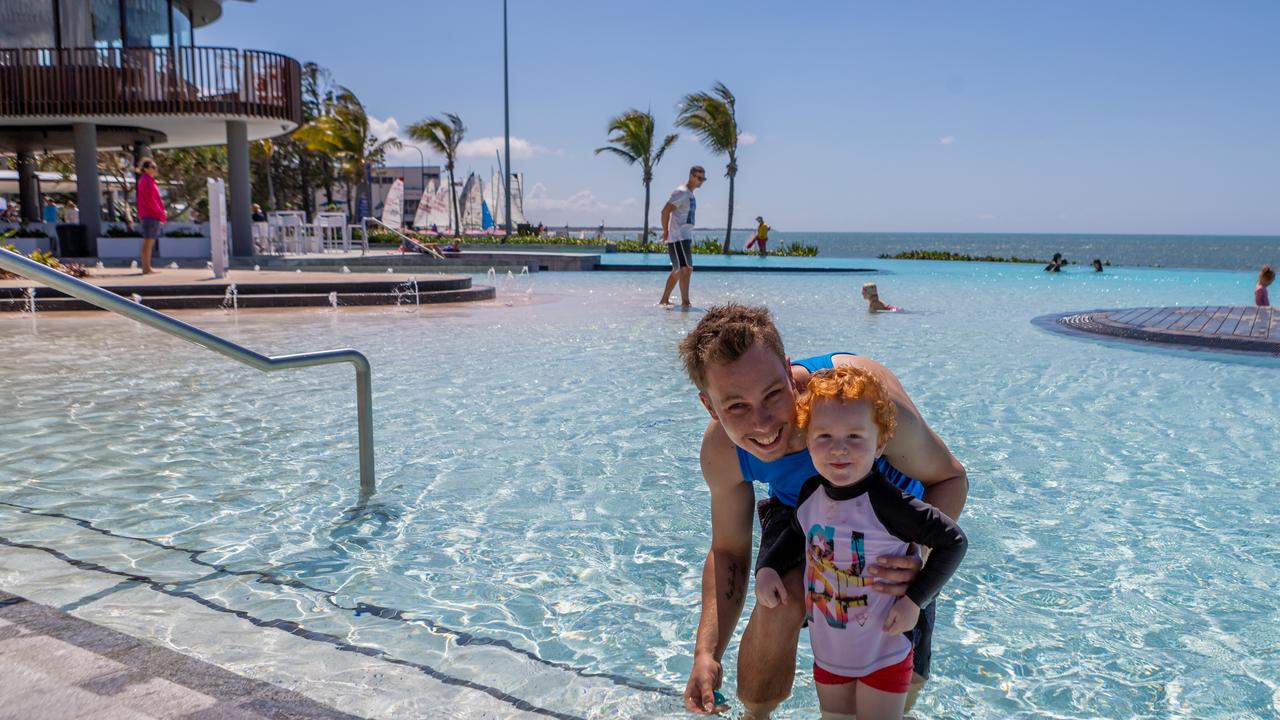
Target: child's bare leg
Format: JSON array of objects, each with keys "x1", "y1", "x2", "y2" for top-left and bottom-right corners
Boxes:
[
  {"x1": 815, "y1": 681, "x2": 858, "y2": 720},
  {"x1": 903, "y1": 674, "x2": 926, "y2": 713},
  {"x1": 854, "y1": 682, "x2": 907, "y2": 720}
]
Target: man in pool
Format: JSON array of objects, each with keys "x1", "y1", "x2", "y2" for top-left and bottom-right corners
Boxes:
[{"x1": 678, "y1": 304, "x2": 969, "y2": 718}]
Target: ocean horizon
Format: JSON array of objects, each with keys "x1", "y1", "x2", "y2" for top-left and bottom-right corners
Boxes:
[{"x1": 598, "y1": 230, "x2": 1279, "y2": 272}]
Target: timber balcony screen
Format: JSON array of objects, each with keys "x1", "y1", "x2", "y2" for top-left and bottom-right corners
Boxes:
[{"x1": 0, "y1": 47, "x2": 301, "y2": 125}]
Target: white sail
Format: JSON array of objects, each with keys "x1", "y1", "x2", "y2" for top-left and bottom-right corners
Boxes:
[
  {"x1": 490, "y1": 170, "x2": 506, "y2": 228},
  {"x1": 412, "y1": 177, "x2": 438, "y2": 229},
  {"x1": 509, "y1": 172, "x2": 527, "y2": 226},
  {"x1": 380, "y1": 177, "x2": 405, "y2": 230},
  {"x1": 458, "y1": 173, "x2": 484, "y2": 232}
]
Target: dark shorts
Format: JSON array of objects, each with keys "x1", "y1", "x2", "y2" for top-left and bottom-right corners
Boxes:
[
  {"x1": 140, "y1": 218, "x2": 163, "y2": 239},
  {"x1": 756, "y1": 497, "x2": 937, "y2": 679},
  {"x1": 667, "y1": 239, "x2": 693, "y2": 269}
]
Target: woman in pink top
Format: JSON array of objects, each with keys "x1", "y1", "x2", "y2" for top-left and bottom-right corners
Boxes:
[
  {"x1": 1257, "y1": 265, "x2": 1274, "y2": 307},
  {"x1": 136, "y1": 158, "x2": 167, "y2": 274}
]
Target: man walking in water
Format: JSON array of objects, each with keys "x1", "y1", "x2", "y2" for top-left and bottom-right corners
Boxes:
[
  {"x1": 659, "y1": 166, "x2": 705, "y2": 306},
  {"x1": 678, "y1": 305, "x2": 969, "y2": 718}
]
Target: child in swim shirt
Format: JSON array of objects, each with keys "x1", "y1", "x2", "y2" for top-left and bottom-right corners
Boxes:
[
  {"x1": 755, "y1": 367, "x2": 966, "y2": 720},
  {"x1": 861, "y1": 282, "x2": 900, "y2": 312}
]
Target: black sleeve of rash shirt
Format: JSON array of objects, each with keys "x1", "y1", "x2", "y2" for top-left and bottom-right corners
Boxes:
[
  {"x1": 868, "y1": 477, "x2": 968, "y2": 609},
  {"x1": 756, "y1": 478, "x2": 822, "y2": 576}
]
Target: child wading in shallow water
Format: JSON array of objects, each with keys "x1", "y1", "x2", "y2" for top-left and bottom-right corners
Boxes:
[
  {"x1": 755, "y1": 367, "x2": 966, "y2": 720},
  {"x1": 861, "y1": 282, "x2": 900, "y2": 312}
]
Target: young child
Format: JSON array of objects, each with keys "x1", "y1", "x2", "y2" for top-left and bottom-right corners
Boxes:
[
  {"x1": 1256, "y1": 264, "x2": 1274, "y2": 307},
  {"x1": 755, "y1": 367, "x2": 966, "y2": 720},
  {"x1": 861, "y1": 282, "x2": 900, "y2": 312}
]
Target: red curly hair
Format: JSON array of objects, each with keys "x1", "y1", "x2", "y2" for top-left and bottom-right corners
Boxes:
[{"x1": 795, "y1": 367, "x2": 897, "y2": 446}]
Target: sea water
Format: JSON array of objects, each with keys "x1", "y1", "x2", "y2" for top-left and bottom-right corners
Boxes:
[{"x1": 0, "y1": 261, "x2": 1276, "y2": 718}]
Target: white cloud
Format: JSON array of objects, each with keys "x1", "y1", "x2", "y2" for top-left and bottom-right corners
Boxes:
[
  {"x1": 366, "y1": 115, "x2": 550, "y2": 165},
  {"x1": 523, "y1": 183, "x2": 643, "y2": 226},
  {"x1": 458, "y1": 136, "x2": 550, "y2": 160},
  {"x1": 738, "y1": 131, "x2": 758, "y2": 146},
  {"x1": 939, "y1": 136, "x2": 957, "y2": 145}
]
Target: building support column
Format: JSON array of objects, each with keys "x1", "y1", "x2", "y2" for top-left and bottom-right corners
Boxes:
[
  {"x1": 226, "y1": 120, "x2": 253, "y2": 256},
  {"x1": 16, "y1": 152, "x2": 41, "y2": 223},
  {"x1": 131, "y1": 141, "x2": 153, "y2": 168},
  {"x1": 73, "y1": 123, "x2": 102, "y2": 243}
]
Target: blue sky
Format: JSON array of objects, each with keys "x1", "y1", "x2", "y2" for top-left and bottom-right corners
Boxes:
[{"x1": 202, "y1": 1, "x2": 1280, "y2": 234}]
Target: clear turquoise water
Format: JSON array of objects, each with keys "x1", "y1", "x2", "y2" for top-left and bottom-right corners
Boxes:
[{"x1": 1, "y1": 260, "x2": 1278, "y2": 718}]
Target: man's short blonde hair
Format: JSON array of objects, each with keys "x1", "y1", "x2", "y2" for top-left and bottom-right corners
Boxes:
[{"x1": 678, "y1": 304, "x2": 787, "y2": 391}]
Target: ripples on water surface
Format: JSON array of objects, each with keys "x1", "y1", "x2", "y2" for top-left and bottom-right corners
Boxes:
[{"x1": 1, "y1": 260, "x2": 1277, "y2": 718}]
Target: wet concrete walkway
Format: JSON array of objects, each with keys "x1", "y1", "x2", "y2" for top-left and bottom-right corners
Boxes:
[{"x1": 0, "y1": 591, "x2": 361, "y2": 720}]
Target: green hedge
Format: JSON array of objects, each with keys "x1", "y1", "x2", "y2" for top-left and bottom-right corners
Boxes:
[{"x1": 879, "y1": 250, "x2": 1050, "y2": 264}]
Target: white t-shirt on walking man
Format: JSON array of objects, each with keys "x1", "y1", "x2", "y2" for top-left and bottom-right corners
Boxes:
[{"x1": 666, "y1": 185, "x2": 696, "y2": 243}]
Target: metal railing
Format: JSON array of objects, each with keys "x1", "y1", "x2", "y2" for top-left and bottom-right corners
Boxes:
[
  {"x1": 362, "y1": 217, "x2": 445, "y2": 259},
  {"x1": 0, "y1": 47, "x2": 302, "y2": 124},
  {"x1": 0, "y1": 248, "x2": 375, "y2": 497}
]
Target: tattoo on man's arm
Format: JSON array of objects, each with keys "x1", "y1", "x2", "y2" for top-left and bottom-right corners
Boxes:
[{"x1": 725, "y1": 560, "x2": 742, "y2": 601}]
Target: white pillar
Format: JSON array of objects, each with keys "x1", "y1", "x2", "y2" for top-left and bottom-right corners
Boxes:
[
  {"x1": 72, "y1": 123, "x2": 102, "y2": 244},
  {"x1": 226, "y1": 120, "x2": 254, "y2": 257}
]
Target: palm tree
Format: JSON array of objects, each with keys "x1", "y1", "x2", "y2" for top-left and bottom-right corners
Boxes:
[
  {"x1": 676, "y1": 81, "x2": 740, "y2": 254},
  {"x1": 293, "y1": 87, "x2": 401, "y2": 222},
  {"x1": 407, "y1": 113, "x2": 465, "y2": 236},
  {"x1": 255, "y1": 139, "x2": 276, "y2": 210},
  {"x1": 594, "y1": 110, "x2": 678, "y2": 250}
]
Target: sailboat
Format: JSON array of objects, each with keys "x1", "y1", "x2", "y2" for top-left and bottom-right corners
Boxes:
[
  {"x1": 457, "y1": 173, "x2": 485, "y2": 233},
  {"x1": 380, "y1": 177, "x2": 405, "y2": 231}
]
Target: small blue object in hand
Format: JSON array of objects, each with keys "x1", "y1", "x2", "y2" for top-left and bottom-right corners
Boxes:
[{"x1": 713, "y1": 690, "x2": 727, "y2": 707}]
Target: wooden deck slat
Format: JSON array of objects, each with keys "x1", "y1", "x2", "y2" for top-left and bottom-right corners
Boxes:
[
  {"x1": 1139, "y1": 308, "x2": 1178, "y2": 329},
  {"x1": 1184, "y1": 307, "x2": 1218, "y2": 333},
  {"x1": 1233, "y1": 307, "x2": 1259, "y2": 337},
  {"x1": 1154, "y1": 307, "x2": 1193, "y2": 330},
  {"x1": 1111, "y1": 308, "x2": 1150, "y2": 324},
  {"x1": 1124, "y1": 307, "x2": 1164, "y2": 326},
  {"x1": 1250, "y1": 308, "x2": 1272, "y2": 338},
  {"x1": 1169, "y1": 307, "x2": 1206, "y2": 331},
  {"x1": 1202, "y1": 307, "x2": 1236, "y2": 335},
  {"x1": 1218, "y1": 307, "x2": 1247, "y2": 336}
]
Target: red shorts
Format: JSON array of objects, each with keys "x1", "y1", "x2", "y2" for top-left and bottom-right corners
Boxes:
[{"x1": 813, "y1": 650, "x2": 914, "y2": 694}]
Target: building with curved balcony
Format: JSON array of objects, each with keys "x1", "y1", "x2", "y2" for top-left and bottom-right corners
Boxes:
[{"x1": 1, "y1": 0, "x2": 301, "y2": 255}]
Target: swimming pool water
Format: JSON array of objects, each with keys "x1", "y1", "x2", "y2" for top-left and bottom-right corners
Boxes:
[{"x1": 1, "y1": 260, "x2": 1277, "y2": 718}]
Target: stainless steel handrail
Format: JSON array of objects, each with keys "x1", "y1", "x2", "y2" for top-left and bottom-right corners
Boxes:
[
  {"x1": 362, "y1": 217, "x2": 446, "y2": 259},
  {"x1": 0, "y1": 248, "x2": 375, "y2": 497}
]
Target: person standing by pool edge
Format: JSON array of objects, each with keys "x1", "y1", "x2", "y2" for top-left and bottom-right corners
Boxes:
[
  {"x1": 746, "y1": 216, "x2": 770, "y2": 257},
  {"x1": 1257, "y1": 265, "x2": 1274, "y2": 307},
  {"x1": 136, "y1": 158, "x2": 166, "y2": 275},
  {"x1": 677, "y1": 305, "x2": 969, "y2": 718},
  {"x1": 659, "y1": 166, "x2": 705, "y2": 306}
]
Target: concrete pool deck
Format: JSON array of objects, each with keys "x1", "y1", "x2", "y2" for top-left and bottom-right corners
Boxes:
[{"x1": 0, "y1": 268, "x2": 494, "y2": 311}]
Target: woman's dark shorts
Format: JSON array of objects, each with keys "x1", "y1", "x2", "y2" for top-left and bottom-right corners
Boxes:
[
  {"x1": 756, "y1": 496, "x2": 936, "y2": 679},
  {"x1": 140, "y1": 218, "x2": 163, "y2": 239},
  {"x1": 667, "y1": 239, "x2": 693, "y2": 269}
]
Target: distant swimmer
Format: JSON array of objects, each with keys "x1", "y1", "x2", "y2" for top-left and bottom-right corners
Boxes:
[
  {"x1": 862, "y1": 282, "x2": 901, "y2": 313},
  {"x1": 1044, "y1": 253, "x2": 1064, "y2": 272},
  {"x1": 1092, "y1": 259, "x2": 1104, "y2": 272}
]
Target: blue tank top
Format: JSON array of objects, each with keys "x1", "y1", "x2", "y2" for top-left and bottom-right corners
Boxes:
[{"x1": 735, "y1": 351, "x2": 926, "y2": 507}]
